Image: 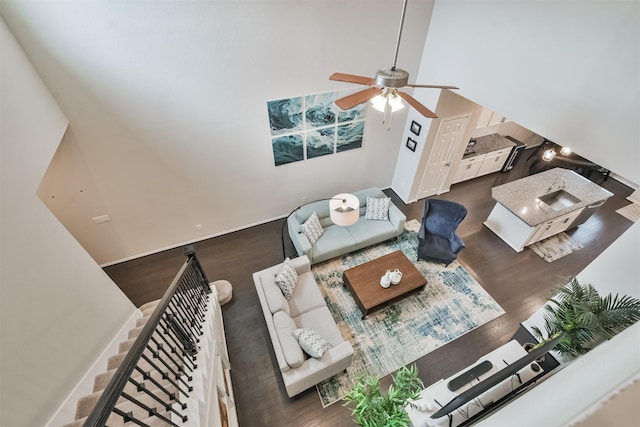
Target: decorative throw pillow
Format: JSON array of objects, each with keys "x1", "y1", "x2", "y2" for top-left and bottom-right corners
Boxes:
[
  {"x1": 365, "y1": 196, "x2": 391, "y2": 221},
  {"x1": 275, "y1": 258, "x2": 298, "y2": 300},
  {"x1": 301, "y1": 211, "x2": 324, "y2": 245},
  {"x1": 292, "y1": 328, "x2": 332, "y2": 358}
]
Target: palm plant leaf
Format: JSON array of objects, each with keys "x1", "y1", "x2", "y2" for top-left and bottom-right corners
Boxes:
[{"x1": 532, "y1": 277, "x2": 640, "y2": 358}]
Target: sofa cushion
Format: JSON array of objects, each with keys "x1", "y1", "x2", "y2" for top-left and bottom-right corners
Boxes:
[
  {"x1": 293, "y1": 328, "x2": 332, "y2": 358},
  {"x1": 365, "y1": 196, "x2": 391, "y2": 220},
  {"x1": 353, "y1": 187, "x2": 386, "y2": 207},
  {"x1": 262, "y1": 280, "x2": 290, "y2": 316},
  {"x1": 311, "y1": 225, "x2": 357, "y2": 263},
  {"x1": 273, "y1": 311, "x2": 305, "y2": 368},
  {"x1": 275, "y1": 258, "x2": 298, "y2": 300},
  {"x1": 294, "y1": 306, "x2": 346, "y2": 347},
  {"x1": 301, "y1": 211, "x2": 323, "y2": 245},
  {"x1": 287, "y1": 272, "x2": 326, "y2": 318},
  {"x1": 296, "y1": 201, "x2": 331, "y2": 224},
  {"x1": 347, "y1": 219, "x2": 397, "y2": 249}
]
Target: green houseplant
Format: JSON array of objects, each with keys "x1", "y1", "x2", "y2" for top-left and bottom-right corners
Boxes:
[
  {"x1": 343, "y1": 364, "x2": 423, "y2": 427},
  {"x1": 531, "y1": 277, "x2": 640, "y2": 358}
]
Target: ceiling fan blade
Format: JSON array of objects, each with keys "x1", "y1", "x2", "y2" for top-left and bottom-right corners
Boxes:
[
  {"x1": 335, "y1": 87, "x2": 382, "y2": 110},
  {"x1": 406, "y1": 84, "x2": 460, "y2": 90},
  {"x1": 330, "y1": 72, "x2": 376, "y2": 86},
  {"x1": 397, "y1": 91, "x2": 438, "y2": 118}
]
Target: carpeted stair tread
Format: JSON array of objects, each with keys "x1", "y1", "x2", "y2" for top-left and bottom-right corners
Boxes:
[
  {"x1": 107, "y1": 349, "x2": 184, "y2": 373},
  {"x1": 65, "y1": 412, "x2": 173, "y2": 427},
  {"x1": 128, "y1": 325, "x2": 145, "y2": 340},
  {"x1": 118, "y1": 337, "x2": 139, "y2": 354},
  {"x1": 75, "y1": 388, "x2": 175, "y2": 421},
  {"x1": 94, "y1": 369, "x2": 118, "y2": 393},
  {"x1": 136, "y1": 316, "x2": 151, "y2": 328},
  {"x1": 62, "y1": 418, "x2": 85, "y2": 427},
  {"x1": 93, "y1": 368, "x2": 180, "y2": 397},
  {"x1": 138, "y1": 299, "x2": 160, "y2": 312}
]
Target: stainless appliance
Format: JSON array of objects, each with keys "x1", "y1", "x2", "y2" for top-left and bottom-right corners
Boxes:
[
  {"x1": 464, "y1": 138, "x2": 477, "y2": 157},
  {"x1": 501, "y1": 136, "x2": 527, "y2": 172}
]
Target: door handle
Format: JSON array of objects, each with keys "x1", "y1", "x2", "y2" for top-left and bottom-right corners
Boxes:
[{"x1": 445, "y1": 162, "x2": 451, "y2": 167}]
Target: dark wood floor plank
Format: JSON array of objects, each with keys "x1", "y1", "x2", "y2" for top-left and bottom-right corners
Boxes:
[{"x1": 104, "y1": 153, "x2": 633, "y2": 427}]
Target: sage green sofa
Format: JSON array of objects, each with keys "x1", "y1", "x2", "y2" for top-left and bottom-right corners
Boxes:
[{"x1": 287, "y1": 187, "x2": 406, "y2": 265}]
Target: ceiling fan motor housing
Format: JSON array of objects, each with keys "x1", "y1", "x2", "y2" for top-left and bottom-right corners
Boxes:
[{"x1": 375, "y1": 67, "x2": 409, "y2": 88}]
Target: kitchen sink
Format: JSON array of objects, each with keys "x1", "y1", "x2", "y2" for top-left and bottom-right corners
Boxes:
[{"x1": 538, "y1": 190, "x2": 581, "y2": 210}]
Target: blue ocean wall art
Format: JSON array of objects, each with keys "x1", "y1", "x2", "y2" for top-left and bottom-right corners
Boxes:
[
  {"x1": 267, "y1": 90, "x2": 366, "y2": 166},
  {"x1": 267, "y1": 97, "x2": 303, "y2": 136},
  {"x1": 336, "y1": 121, "x2": 365, "y2": 152}
]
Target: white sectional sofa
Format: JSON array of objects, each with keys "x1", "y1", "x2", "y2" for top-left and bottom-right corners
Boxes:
[
  {"x1": 253, "y1": 255, "x2": 354, "y2": 397},
  {"x1": 287, "y1": 187, "x2": 406, "y2": 265}
]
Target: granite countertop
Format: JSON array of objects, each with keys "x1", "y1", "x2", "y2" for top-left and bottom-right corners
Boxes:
[
  {"x1": 464, "y1": 134, "x2": 515, "y2": 158},
  {"x1": 491, "y1": 168, "x2": 614, "y2": 226}
]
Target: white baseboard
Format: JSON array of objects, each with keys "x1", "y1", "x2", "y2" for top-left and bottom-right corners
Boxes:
[
  {"x1": 45, "y1": 310, "x2": 142, "y2": 426},
  {"x1": 101, "y1": 185, "x2": 397, "y2": 267},
  {"x1": 611, "y1": 172, "x2": 638, "y2": 190}
]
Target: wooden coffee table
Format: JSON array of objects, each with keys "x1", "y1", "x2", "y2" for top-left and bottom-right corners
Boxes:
[{"x1": 343, "y1": 250, "x2": 427, "y2": 319}]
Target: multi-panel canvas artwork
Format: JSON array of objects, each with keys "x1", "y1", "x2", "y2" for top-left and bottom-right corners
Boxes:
[{"x1": 267, "y1": 90, "x2": 366, "y2": 166}]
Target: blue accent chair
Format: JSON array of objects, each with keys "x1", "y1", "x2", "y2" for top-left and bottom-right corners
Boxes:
[{"x1": 417, "y1": 199, "x2": 467, "y2": 266}]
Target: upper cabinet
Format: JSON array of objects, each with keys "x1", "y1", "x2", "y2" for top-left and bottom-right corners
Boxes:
[{"x1": 475, "y1": 107, "x2": 509, "y2": 129}]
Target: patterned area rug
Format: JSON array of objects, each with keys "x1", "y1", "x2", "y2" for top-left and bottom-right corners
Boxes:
[
  {"x1": 529, "y1": 232, "x2": 583, "y2": 262},
  {"x1": 312, "y1": 220, "x2": 505, "y2": 407},
  {"x1": 616, "y1": 203, "x2": 640, "y2": 223}
]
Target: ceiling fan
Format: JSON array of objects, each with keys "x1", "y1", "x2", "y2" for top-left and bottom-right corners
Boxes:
[{"x1": 330, "y1": 0, "x2": 458, "y2": 119}]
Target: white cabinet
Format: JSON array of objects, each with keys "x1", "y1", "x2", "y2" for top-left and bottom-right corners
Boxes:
[
  {"x1": 526, "y1": 208, "x2": 584, "y2": 245},
  {"x1": 452, "y1": 146, "x2": 512, "y2": 184},
  {"x1": 452, "y1": 155, "x2": 485, "y2": 184},
  {"x1": 477, "y1": 147, "x2": 512, "y2": 177},
  {"x1": 475, "y1": 108, "x2": 509, "y2": 129},
  {"x1": 485, "y1": 203, "x2": 585, "y2": 252},
  {"x1": 476, "y1": 108, "x2": 494, "y2": 129},
  {"x1": 488, "y1": 112, "x2": 509, "y2": 126}
]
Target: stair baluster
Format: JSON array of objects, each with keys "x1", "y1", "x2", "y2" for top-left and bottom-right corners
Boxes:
[{"x1": 81, "y1": 247, "x2": 210, "y2": 426}]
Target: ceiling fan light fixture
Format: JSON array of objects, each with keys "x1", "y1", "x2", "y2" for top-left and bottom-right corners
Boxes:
[
  {"x1": 371, "y1": 94, "x2": 387, "y2": 112},
  {"x1": 328, "y1": 0, "x2": 457, "y2": 120},
  {"x1": 389, "y1": 93, "x2": 405, "y2": 111},
  {"x1": 371, "y1": 92, "x2": 405, "y2": 113}
]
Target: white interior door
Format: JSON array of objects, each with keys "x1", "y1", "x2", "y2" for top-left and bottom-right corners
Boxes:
[{"x1": 417, "y1": 115, "x2": 469, "y2": 198}]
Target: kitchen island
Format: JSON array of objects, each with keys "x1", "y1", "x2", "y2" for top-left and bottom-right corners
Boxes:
[{"x1": 484, "y1": 168, "x2": 613, "y2": 252}]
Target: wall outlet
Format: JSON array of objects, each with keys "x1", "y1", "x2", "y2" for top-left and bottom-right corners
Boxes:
[
  {"x1": 195, "y1": 224, "x2": 203, "y2": 230},
  {"x1": 92, "y1": 214, "x2": 111, "y2": 224},
  {"x1": 302, "y1": 196, "x2": 308, "y2": 203}
]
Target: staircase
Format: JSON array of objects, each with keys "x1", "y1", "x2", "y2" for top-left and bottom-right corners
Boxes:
[{"x1": 62, "y1": 248, "x2": 238, "y2": 427}]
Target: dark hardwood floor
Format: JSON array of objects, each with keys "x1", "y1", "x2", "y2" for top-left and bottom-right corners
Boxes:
[{"x1": 104, "y1": 153, "x2": 634, "y2": 426}]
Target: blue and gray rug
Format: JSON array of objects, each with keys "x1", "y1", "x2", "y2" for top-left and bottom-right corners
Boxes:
[{"x1": 312, "y1": 220, "x2": 505, "y2": 407}]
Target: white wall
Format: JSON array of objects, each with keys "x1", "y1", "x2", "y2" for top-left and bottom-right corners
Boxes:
[
  {"x1": 0, "y1": 0, "x2": 434, "y2": 265},
  {"x1": 576, "y1": 221, "x2": 640, "y2": 299},
  {"x1": 393, "y1": 0, "x2": 639, "y2": 197},
  {"x1": 392, "y1": 89, "x2": 483, "y2": 202},
  {"x1": 404, "y1": 2, "x2": 640, "y2": 424},
  {"x1": 0, "y1": 18, "x2": 135, "y2": 427}
]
